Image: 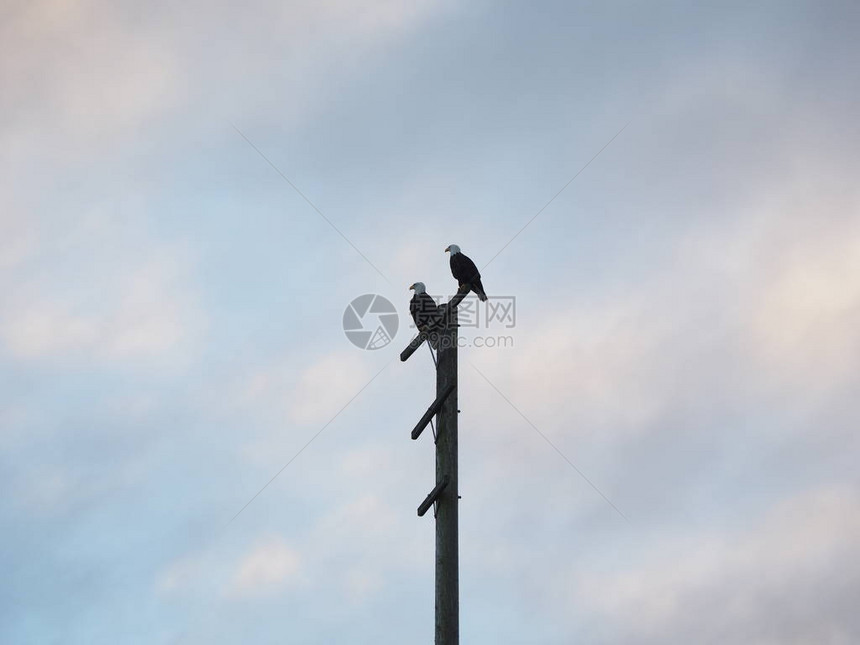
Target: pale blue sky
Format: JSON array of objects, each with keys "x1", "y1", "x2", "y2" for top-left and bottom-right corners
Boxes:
[{"x1": 2, "y1": 1, "x2": 860, "y2": 643}]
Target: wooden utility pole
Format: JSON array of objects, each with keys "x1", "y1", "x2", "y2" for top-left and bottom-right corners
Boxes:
[
  {"x1": 402, "y1": 284, "x2": 468, "y2": 645},
  {"x1": 434, "y1": 309, "x2": 458, "y2": 645}
]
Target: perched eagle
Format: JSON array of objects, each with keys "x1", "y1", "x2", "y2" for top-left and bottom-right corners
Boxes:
[
  {"x1": 445, "y1": 244, "x2": 487, "y2": 301},
  {"x1": 409, "y1": 282, "x2": 442, "y2": 332}
]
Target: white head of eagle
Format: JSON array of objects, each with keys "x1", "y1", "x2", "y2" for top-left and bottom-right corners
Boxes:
[
  {"x1": 445, "y1": 244, "x2": 461, "y2": 255},
  {"x1": 409, "y1": 282, "x2": 427, "y2": 294}
]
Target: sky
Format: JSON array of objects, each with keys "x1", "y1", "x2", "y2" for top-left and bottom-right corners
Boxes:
[{"x1": 2, "y1": 1, "x2": 860, "y2": 643}]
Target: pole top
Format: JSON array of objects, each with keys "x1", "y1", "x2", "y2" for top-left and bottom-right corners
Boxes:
[{"x1": 400, "y1": 284, "x2": 470, "y2": 362}]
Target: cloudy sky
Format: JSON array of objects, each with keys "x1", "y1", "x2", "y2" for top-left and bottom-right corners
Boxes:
[{"x1": 2, "y1": 1, "x2": 859, "y2": 643}]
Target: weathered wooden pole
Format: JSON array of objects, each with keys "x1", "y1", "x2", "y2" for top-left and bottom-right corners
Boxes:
[
  {"x1": 434, "y1": 307, "x2": 458, "y2": 645},
  {"x1": 402, "y1": 284, "x2": 468, "y2": 645}
]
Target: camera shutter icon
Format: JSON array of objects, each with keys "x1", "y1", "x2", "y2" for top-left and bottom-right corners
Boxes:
[{"x1": 343, "y1": 294, "x2": 399, "y2": 350}]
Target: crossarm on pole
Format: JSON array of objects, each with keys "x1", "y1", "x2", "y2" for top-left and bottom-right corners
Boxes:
[
  {"x1": 411, "y1": 382, "x2": 456, "y2": 440},
  {"x1": 417, "y1": 475, "x2": 450, "y2": 517}
]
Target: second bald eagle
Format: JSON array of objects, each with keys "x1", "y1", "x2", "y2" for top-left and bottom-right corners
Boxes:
[
  {"x1": 445, "y1": 244, "x2": 487, "y2": 301},
  {"x1": 409, "y1": 282, "x2": 441, "y2": 331}
]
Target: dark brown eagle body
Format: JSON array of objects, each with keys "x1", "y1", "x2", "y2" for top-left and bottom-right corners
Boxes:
[
  {"x1": 448, "y1": 246, "x2": 487, "y2": 301},
  {"x1": 410, "y1": 291, "x2": 441, "y2": 331}
]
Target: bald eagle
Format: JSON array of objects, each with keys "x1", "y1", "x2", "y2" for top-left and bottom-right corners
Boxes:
[
  {"x1": 409, "y1": 282, "x2": 442, "y2": 332},
  {"x1": 445, "y1": 244, "x2": 487, "y2": 301}
]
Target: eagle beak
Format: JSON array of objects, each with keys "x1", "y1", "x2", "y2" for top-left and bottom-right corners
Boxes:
[
  {"x1": 444, "y1": 246, "x2": 450, "y2": 253},
  {"x1": 409, "y1": 284, "x2": 414, "y2": 290}
]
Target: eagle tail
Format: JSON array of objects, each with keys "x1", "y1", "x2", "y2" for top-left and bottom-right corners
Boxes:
[{"x1": 473, "y1": 280, "x2": 487, "y2": 302}]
